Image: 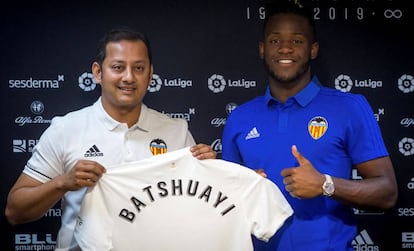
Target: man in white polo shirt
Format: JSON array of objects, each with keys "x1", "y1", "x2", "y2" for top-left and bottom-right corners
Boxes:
[
  {"x1": 74, "y1": 147, "x2": 293, "y2": 251},
  {"x1": 5, "y1": 28, "x2": 216, "y2": 251}
]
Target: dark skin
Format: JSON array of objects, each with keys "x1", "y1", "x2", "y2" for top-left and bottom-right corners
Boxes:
[{"x1": 257, "y1": 13, "x2": 397, "y2": 210}]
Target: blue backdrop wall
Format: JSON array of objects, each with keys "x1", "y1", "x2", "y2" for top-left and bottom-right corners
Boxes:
[{"x1": 1, "y1": 1, "x2": 413, "y2": 250}]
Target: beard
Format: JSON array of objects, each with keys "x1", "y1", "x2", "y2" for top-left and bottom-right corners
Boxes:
[{"x1": 263, "y1": 57, "x2": 311, "y2": 85}]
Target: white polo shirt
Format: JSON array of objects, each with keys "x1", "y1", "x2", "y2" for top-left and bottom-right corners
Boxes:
[
  {"x1": 23, "y1": 97, "x2": 196, "y2": 251},
  {"x1": 74, "y1": 147, "x2": 293, "y2": 251}
]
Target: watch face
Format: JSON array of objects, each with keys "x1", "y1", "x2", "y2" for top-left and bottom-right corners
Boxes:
[
  {"x1": 324, "y1": 183, "x2": 334, "y2": 194},
  {"x1": 323, "y1": 175, "x2": 335, "y2": 196}
]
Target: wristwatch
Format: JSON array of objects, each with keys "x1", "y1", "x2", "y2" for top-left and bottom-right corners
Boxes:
[{"x1": 322, "y1": 174, "x2": 335, "y2": 197}]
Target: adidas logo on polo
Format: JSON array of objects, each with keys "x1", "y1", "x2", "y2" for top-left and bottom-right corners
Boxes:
[
  {"x1": 245, "y1": 127, "x2": 260, "y2": 140},
  {"x1": 84, "y1": 145, "x2": 104, "y2": 157}
]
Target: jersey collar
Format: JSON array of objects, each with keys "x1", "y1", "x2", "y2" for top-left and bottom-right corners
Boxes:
[
  {"x1": 265, "y1": 75, "x2": 321, "y2": 107},
  {"x1": 294, "y1": 76, "x2": 321, "y2": 107},
  {"x1": 94, "y1": 97, "x2": 119, "y2": 131},
  {"x1": 94, "y1": 97, "x2": 149, "y2": 132}
]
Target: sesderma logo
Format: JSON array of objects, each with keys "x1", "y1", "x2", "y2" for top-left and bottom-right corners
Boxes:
[
  {"x1": 161, "y1": 108, "x2": 195, "y2": 122},
  {"x1": 9, "y1": 75, "x2": 64, "y2": 89}
]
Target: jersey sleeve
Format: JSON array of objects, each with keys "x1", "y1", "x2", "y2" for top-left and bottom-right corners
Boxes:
[
  {"x1": 242, "y1": 171, "x2": 293, "y2": 242},
  {"x1": 345, "y1": 94, "x2": 389, "y2": 164},
  {"x1": 184, "y1": 129, "x2": 196, "y2": 146},
  {"x1": 23, "y1": 116, "x2": 66, "y2": 182}
]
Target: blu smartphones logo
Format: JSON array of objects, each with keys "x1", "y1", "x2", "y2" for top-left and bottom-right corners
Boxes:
[
  {"x1": 402, "y1": 232, "x2": 414, "y2": 249},
  {"x1": 15, "y1": 233, "x2": 55, "y2": 251}
]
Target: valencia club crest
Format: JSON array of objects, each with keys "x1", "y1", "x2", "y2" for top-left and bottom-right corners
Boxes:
[
  {"x1": 308, "y1": 116, "x2": 328, "y2": 140},
  {"x1": 149, "y1": 139, "x2": 168, "y2": 156}
]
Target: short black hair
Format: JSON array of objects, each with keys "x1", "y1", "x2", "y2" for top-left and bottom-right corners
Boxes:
[
  {"x1": 263, "y1": 0, "x2": 316, "y2": 40},
  {"x1": 95, "y1": 27, "x2": 152, "y2": 66}
]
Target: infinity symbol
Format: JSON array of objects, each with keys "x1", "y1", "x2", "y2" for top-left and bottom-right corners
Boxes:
[{"x1": 383, "y1": 9, "x2": 402, "y2": 19}]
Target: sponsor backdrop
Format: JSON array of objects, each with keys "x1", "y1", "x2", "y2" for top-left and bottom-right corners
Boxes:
[{"x1": 1, "y1": 0, "x2": 413, "y2": 250}]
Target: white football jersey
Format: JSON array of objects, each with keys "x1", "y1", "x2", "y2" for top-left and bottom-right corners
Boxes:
[{"x1": 74, "y1": 147, "x2": 293, "y2": 251}]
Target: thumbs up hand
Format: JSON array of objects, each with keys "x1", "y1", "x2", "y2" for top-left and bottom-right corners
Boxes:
[{"x1": 280, "y1": 145, "x2": 326, "y2": 199}]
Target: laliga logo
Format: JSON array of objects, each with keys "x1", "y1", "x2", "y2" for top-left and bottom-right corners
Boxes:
[
  {"x1": 399, "y1": 137, "x2": 414, "y2": 156},
  {"x1": 335, "y1": 74, "x2": 353, "y2": 92},
  {"x1": 208, "y1": 74, "x2": 256, "y2": 93},
  {"x1": 148, "y1": 74, "x2": 193, "y2": 92},
  {"x1": 208, "y1": 74, "x2": 226, "y2": 93},
  {"x1": 148, "y1": 74, "x2": 162, "y2": 92},
  {"x1": 335, "y1": 74, "x2": 383, "y2": 92},
  {"x1": 78, "y1": 72, "x2": 96, "y2": 92},
  {"x1": 398, "y1": 74, "x2": 414, "y2": 93}
]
